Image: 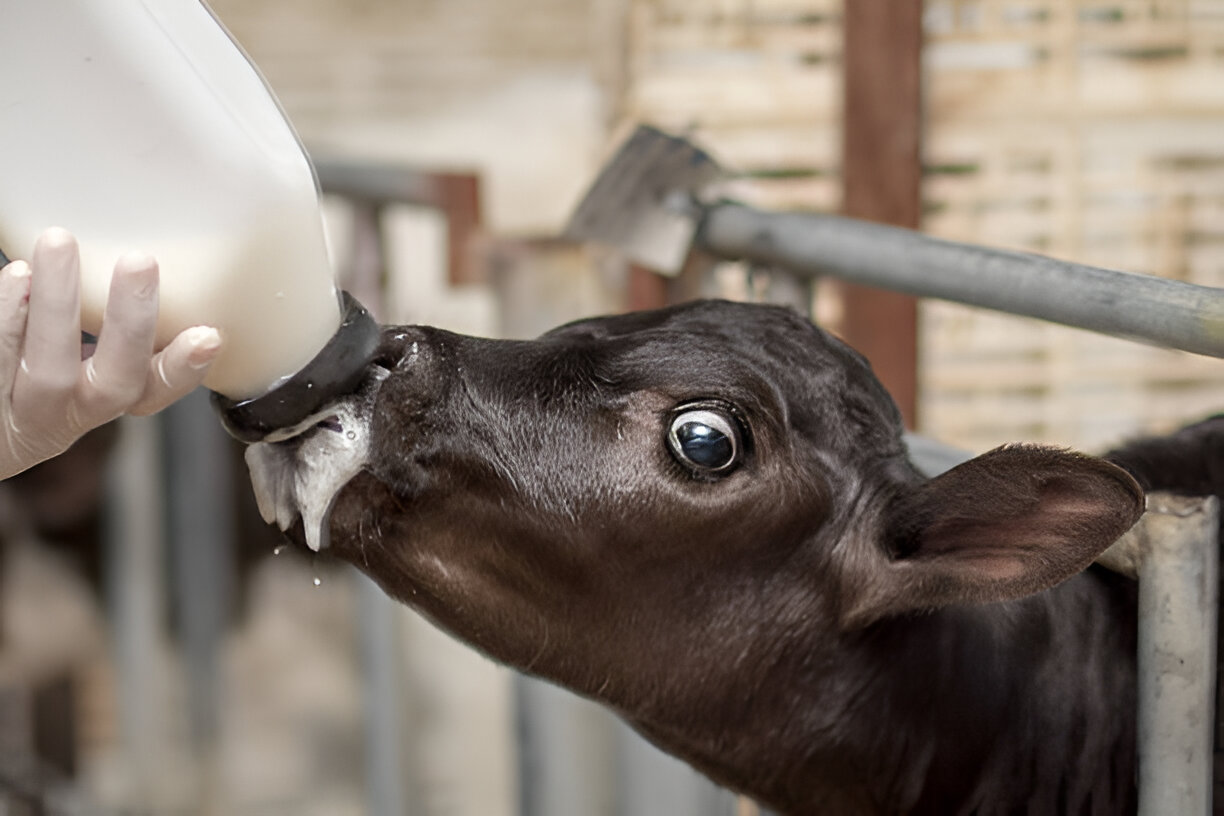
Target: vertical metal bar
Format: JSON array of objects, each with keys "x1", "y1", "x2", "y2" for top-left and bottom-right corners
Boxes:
[
  {"x1": 0, "y1": 687, "x2": 34, "y2": 802},
  {"x1": 344, "y1": 201, "x2": 388, "y2": 322},
  {"x1": 105, "y1": 415, "x2": 166, "y2": 809},
  {"x1": 1137, "y1": 494, "x2": 1219, "y2": 816},
  {"x1": 613, "y1": 719, "x2": 737, "y2": 816},
  {"x1": 357, "y1": 574, "x2": 409, "y2": 816},
  {"x1": 514, "y1": 677, "x2": 616, "y2": 816},
  {"x1": 745, "y1": 265, "x2": 813, "y2": 318},
  {"x1": 163, "y1": 387, "x2": 235, "y2": 804},
  {"x1": 513, "y1": 677, "x2": 537, "y2": 816}
]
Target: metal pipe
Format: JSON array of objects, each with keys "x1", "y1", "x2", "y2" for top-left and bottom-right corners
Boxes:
[
  {"x1": 164, "y1": 389, "x2": 235, "y2": 762},
  {"x1": 613, "y1": 718, "x2": 738, "y2": 816},
  {"x1": 1135, "y1": 494, "x2": 1219, "y2": 816},
  {"x1": 698, "y1": 203, "x2": 1224, "y2": 358},
  {"x1": 105, "y1": 415, "x2": 167, "y2": 809},
  {"x1": 356, "y1": 575, "x2": 410, "y2": 816},
  {"x1": 514, "y1": 677, "x2": 617, "y2": 816}
]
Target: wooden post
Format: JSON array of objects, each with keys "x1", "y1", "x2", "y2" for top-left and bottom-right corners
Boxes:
[
  {"x1": 314, "y1": 161, "x2": 485, "y2": 288},
  {"x1": 435, "y1": 173, "x2": 484, "y2": 287},
  {"x1": 627, "y1": 264, "x2": 668, "y2": 312},
  {"x1": 837, "y1": 0, "x2": 923, "y2": 428}
]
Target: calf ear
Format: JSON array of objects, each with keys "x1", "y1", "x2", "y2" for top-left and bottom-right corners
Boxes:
[{"x1": 840, "y1": 445, "x2": 1144, "y2": 628}]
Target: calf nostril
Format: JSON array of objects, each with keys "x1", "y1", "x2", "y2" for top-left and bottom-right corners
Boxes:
[
  {"x1": 373, "y1": 346, "x2": 408, "y2": 370},
  {"x1": 316, "y1": 416, "x2": 344, "y2": 433}
]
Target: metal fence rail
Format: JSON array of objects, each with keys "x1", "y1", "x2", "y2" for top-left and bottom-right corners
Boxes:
[
  {"x1": 698, "y1": 202, "x2": 1224, "y2": 359},
  {"x1": 1134, "y1": 496, "x2": 1219, "y2": 815}
]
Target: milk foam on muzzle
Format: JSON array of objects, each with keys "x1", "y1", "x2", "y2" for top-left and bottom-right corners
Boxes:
[
  {"x1": 245, "y1": 367, "x2": 389, "y2": 552},
  {"x1": 0, "y1": 0, "x2": 341, "y2": 400}
]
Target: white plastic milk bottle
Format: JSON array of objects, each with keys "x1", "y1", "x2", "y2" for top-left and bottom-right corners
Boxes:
[{"x1": 0, "y1": 0, "x2": 341, "y2": 399}]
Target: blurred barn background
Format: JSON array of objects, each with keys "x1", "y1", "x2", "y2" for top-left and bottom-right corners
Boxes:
[{"x1": 3, "y1": 1, "x2": 1224, "y2": 814}]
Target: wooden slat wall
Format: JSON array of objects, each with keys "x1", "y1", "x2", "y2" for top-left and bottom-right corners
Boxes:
[
  {"x1": 623, "y1": 0, "x2": 1224, "y2": 452},
  {"x1": 920, "y1": 0, "x2": 1224, "y2": 451},
  {"x1": 211, "y1": 0, "x2": 595, "y2": 128},
  {"x1": 209, "y1": 0, "x2": 612, "y2": 237},
  {"x1": 623, "y1": 0, "x2": 844, "y2": 211}
]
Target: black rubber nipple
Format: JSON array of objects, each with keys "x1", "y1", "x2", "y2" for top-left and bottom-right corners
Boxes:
[{"x1": 211, "y1": 292, "x2": 380, "y2": 443}]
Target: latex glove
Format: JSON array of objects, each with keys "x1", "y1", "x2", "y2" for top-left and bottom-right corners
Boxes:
[{"x1": 0, "y1": 227, "x2": 222, "y2": 479}]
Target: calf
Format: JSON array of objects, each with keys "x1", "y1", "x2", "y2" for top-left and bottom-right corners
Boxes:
[{"x1": 246, "y1": 299, "x2": 1208, "y2": 814}]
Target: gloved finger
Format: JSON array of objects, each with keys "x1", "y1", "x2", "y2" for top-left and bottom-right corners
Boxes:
[
  {"x1": 0, "y1": 261, "x2": 32, "y2": 398},
  {"x1": 127, "y1": 325, "x2": 222, "y2": 416},
  {"x1": 14, "y1": 228, "x2": 82, "y2": 414},
  {"x1": 79, "y1": 251, "x2": 160, "y2": 423}
]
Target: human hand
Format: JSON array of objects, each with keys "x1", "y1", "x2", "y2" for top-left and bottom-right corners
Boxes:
[{"x1": 0, "y1": 227, "x2": 222, "y2": 479}]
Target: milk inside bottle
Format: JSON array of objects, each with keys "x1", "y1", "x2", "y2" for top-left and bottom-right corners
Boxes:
[{"x1": 0, "y1": 0, "x2": 343, "y2": 401}]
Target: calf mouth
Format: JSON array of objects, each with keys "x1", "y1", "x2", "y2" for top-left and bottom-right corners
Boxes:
[{"x1": 244, "y1": 364, "x2": 390, "y2": 552}]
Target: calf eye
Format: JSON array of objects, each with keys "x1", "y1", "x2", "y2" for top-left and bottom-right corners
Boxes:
[{"x1": 667, "y1": 408, "x2": 742, "y2": 474}]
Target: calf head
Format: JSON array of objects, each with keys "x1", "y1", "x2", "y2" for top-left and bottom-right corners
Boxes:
[{"x1": 245, "y1": 299, "x2": 1143, "y2": 796}]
